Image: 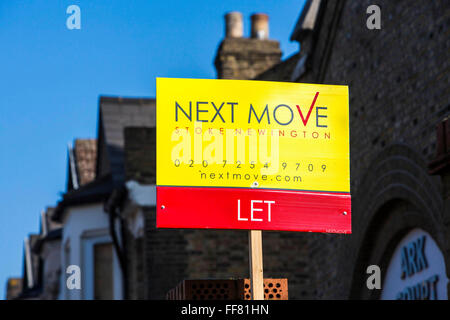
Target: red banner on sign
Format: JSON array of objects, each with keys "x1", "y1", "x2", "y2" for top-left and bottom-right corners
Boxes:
[{"x1": 157, "y1": 186, "x2": 351, "y2": 233}]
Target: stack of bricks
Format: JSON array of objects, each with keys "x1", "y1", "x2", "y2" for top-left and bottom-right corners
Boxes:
[{"x1": 166, "y1": 279, "x2": 288, "y2": 300}]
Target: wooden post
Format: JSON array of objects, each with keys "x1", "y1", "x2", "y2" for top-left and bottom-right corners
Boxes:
[{"x1": 248, "y1": 230, "x2": 264, "y2": 300}]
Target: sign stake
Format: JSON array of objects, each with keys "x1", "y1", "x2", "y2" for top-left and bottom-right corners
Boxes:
[{"x1": 249, "y1": 230, "x2": 264, "y2": 300}]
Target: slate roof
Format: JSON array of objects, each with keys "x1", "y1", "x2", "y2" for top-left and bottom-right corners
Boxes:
[
  {"x1": 41, "y1": 207, "x2": 61, "y2": 234},
  {"x1": 256, "y1": 52, "x2": 302, "y2": 81},
  {"x1": 27, "y1": 235, "x2": 41, "y2": 281},
  {"x1": 55, "y1": 96, "x2": 155, "y2": 222},
  {"x1": 34, "y1": 207, "x2": 62, "y2": 253},
  {"x1": 96, "y1": 96, "x2": 156, "y2": 185},
  {"x1": 18, "y1": 234, "x2": 42, "y2": 299},
  {"x1": 290, "y1": 0, "x2": 322, "y2": 42},
  {"x1": 33, "y1": 228, "x2": 62, "y2": 254},
  {"x1": 257, "y1": 0, "x2": 331, "y2": 83},
  {"x1": 53, "y1": 174, "x2": 114, "y2": 222}
]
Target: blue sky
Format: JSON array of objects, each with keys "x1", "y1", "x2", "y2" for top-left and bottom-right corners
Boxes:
[{"x1": 0, "y1": 0, "x2": 306, "y2": 299}]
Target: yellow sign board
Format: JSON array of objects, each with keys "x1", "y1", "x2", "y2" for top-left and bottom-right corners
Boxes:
[{"x1": 156, "y1": 78, "x2": 349, "y2": 193}]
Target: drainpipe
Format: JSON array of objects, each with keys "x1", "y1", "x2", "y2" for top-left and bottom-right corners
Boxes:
[{"x1": 106, "y1": 188, "x2": 128, "y2": 300}]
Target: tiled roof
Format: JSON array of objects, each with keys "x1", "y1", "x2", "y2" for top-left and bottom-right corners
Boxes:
[
  {"x1": 74, "y1": 139, "x2": 97, "y2": 186},
  {"x1": 97, "y1": 96, "x2": 156, "y2": 184}
]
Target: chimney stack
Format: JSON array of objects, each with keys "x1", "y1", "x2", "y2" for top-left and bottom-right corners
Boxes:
[
  {"x1": 251, "y1": 13, "x2": 269, "y2": 39},
  {"x1": 225, "y1": 12, "x2": 243, "y2": 38}
]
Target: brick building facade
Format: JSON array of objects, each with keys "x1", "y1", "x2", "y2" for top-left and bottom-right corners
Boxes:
[
  {"x1": 251, "y1": 0, "x2": 450, "y2": 299},
  {"x1": 133, "y1": 0, "x2": 450, "y2": 299}
]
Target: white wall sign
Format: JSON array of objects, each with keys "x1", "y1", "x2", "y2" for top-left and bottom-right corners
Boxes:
[{"x1": 381, "y1": 229, "x2": 448, "y2": 300}]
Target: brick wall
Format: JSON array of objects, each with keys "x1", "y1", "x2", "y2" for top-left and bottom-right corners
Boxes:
[
  {"x1": 249, "y1": 0, "x2": 449, "y2": 299},
  {"x1": 214, "y1": 38, "x2": 282, "y2": 79},
  {"x1": 140, "y1": 206, "x2": 314, "y2": 299},
  {"x1": 124, "y1": 226, "x2": 145, "y2": 299},
  {"x1": 123, "y1": 126, "x2": 155, "y2": 299},
  {"x1": 306, "y1": 0, "x2": 448, "y2": 299},
  {"x1": 126, "y1": 1, "x2": 449, "y2": 300},
  {"x1": 123, "y1": 126, "x2": 312, "y2": 299},
  {"x1": 142, "y1": 206, "x2": 189, "y2": 299},
  {"x1": 124, "y1": 127, "x2": 156, "y2": 185},
  {"x1": 320, "y1": 0, "x2": 449, "y2": 183},
  {"x1": 315, "y1": 0, "x2": 449, "y2": 299}
]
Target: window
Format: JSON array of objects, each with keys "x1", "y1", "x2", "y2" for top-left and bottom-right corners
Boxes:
[
  {"x1": 93, "y1": 243, "x2": 114, "y2": 300},
  {"x1": 81, "y1": 229, "x2": 122, "y2": 300}
]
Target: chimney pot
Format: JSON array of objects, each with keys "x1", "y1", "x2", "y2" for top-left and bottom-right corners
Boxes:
[
  {"x1": 251, "y1": 13, "x2": 269, "y2": 39},
  {"x1": 225, "y1": 12, "x2": 243, "y2": 38}
]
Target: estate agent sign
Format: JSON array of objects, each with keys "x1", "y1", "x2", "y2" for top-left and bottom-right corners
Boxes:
[{"x1": 156, "y1": 78, "x2": 351, "y2": 233}]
